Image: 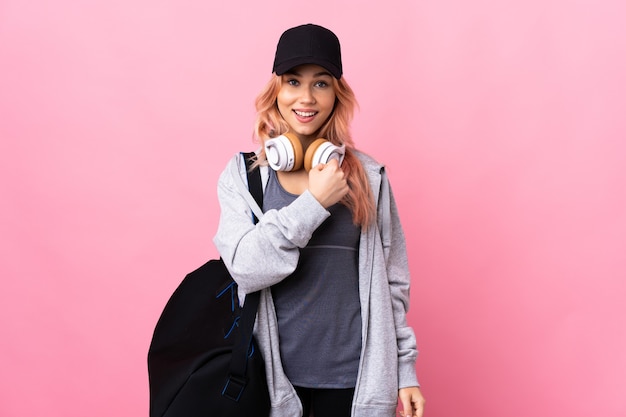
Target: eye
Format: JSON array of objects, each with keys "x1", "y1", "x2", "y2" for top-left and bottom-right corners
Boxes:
[
  {"x1": 315, "y1": 80, "x2": 329, "y2": 88},
  {"x1": 286, "y1": 78, "x2": 300, "y2": 86}
]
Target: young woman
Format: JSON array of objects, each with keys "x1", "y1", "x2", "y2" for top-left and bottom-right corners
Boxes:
[{"x1": 213, "y1": 24, "x2": 425, "y2": 417}]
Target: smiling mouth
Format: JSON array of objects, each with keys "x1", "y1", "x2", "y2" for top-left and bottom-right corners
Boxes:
[{"x1": 294, "y1": 110, "x2": 317, "y2": 117}]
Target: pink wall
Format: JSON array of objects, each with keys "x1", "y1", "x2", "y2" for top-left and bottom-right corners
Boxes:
[{"x1": 1, "y1": 1, "x2": 625, "y2": 416}]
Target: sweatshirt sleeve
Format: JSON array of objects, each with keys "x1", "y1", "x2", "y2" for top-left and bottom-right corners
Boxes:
[
  {"x1": 381, "y1": 173, "x2": 420, "y2": 389},
  {"x1": 213, "y1": 155, "x2": 330, "y2": 295}
]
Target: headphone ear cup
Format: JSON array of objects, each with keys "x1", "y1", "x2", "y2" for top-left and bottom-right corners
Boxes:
[
  {"x1": 304, "y1": 138, "x2": 346, "y2": 171},
  {"x1": 264, "y1": 132, "x2": 304, "y2": 171}
]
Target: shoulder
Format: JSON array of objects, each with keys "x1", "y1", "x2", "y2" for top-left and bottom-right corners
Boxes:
[
  {"x1": 220, "y1": 149, "x2": 260, "y2": 179},
  {"x1": 218, "y1": 153, "x2": 242, "y2": 182},
  {"x1": 218, "y1": 149, "x2": 269, "y2": 193},
  {"x1": 351, "y1": 149, "x2": 384, "y2": 172},
  {"x1": 351, "y1": 148, "x2": 378, "y2": 165}
]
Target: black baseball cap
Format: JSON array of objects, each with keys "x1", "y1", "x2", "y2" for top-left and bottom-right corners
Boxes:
[{"x1": 272, "y1": 24, "x2": 343, "y2": 79}]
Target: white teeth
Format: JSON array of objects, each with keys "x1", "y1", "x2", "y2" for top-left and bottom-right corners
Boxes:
[{"x1": 295, "y1": 110, "x2": 316, "y2": 117}]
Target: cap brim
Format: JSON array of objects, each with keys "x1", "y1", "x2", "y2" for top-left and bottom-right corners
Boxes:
[{"x1": 274, "y1": 57, "x2": 342, "y2": 79}]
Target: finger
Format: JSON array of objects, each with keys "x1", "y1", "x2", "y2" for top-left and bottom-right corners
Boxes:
[
  {"x1": 414, "y1": 398, "x2": 424, "y2": 417},
  {"x1": 400, "y1": 399, "x2": 413, "y2": 417}
]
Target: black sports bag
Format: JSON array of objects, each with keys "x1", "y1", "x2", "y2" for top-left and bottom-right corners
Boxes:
[{"x1": 148, "y1": 152, "x2": 270, "y2": 417}]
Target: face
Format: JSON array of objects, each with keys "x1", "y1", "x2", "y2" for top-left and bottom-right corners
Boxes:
[{"x1": 276, "y1": 64, "x2": 337, "y2": 145}]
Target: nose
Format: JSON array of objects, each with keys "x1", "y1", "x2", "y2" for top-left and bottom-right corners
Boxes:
[{"x1": 299, "y1": 86, "x2": 316, "y2": 104}]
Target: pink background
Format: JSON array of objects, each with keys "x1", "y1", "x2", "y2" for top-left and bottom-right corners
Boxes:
[{"x1": 1, "y1": 1, "x2": 625, "y2": 416}]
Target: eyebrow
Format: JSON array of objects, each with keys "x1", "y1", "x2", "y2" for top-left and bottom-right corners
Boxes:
[{"x1": 285, "y1": 69, "x2": 333, "y2": 78}]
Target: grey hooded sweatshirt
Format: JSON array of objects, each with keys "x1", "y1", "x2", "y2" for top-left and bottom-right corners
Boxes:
[{"x1": 213, "y1": 150, "x2": 419, "y2": 417}]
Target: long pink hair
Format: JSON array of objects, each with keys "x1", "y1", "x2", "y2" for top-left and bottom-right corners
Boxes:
[{"x1": 253, "y1": 74, "x2": 375, "y2": 227}]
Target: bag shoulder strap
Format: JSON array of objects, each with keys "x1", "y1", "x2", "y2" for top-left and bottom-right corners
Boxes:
[
  {"x1": 223, "y1": 152, "x2": 263, "y2": 401},
  {"x1": 242, "y1": 151, "x2": 263, "y2": 223}
]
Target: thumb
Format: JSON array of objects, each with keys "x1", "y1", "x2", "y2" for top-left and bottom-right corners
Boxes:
[
  {"x1": 315, "y1": 162, "x2": 326, "y2": 170},
  {"x1": 400, "y1": 398, "x2": 414, "y2": 417}
]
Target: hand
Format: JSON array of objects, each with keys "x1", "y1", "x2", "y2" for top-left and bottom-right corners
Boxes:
[
  {"x1": 398, "y1": 387, "x2": 425, "y2": 417},
  {"x1": 307, "y1": 159, "x2": 349, "y2": 208}
]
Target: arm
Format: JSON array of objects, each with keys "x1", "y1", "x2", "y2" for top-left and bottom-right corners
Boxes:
[
  {"x1": 378, "y1": 171, "x2": 425, "y2": 415},
  {"x1": 212, "y1": 155, "x2": 330, "y2": 295},
  {"x1": 380, "y1": 173, "x2": 420, "y2": 388}
]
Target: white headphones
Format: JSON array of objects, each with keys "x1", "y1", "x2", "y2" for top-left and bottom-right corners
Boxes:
[{"x1": 264, "y1": 132, "x2": 346, "y2": 172}]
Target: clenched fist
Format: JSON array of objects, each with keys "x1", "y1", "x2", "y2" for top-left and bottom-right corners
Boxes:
[{"x1": 308, "y1": 159, "x2": 349, "y2": 208}]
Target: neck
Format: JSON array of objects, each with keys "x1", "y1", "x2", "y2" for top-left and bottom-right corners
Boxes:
[{"x1": 276, "y1": 168, "x2": 309, "y2": 195}]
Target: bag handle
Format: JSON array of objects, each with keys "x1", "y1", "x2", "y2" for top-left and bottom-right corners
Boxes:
[{"x1": 222, "y1": 152, "x2": 264, "y2": 402}]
